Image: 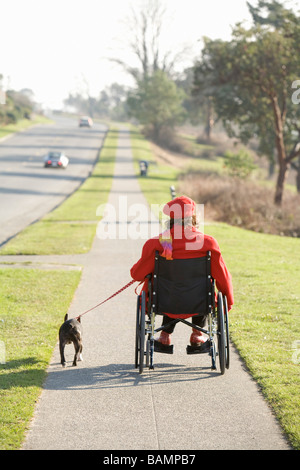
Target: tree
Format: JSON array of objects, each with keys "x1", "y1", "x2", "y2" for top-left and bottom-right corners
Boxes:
[
  {"x1": 176, "y1": 67, "x2": 215, "y2": 140},
  {"x1": 63, "y1": 92, "x2": 90, "y2": 115},
  {"x1": 127, "y1": 70, "x2": 186, "y2": 142},
  {"x1": 109, "y1": 0, "x2": 191, "y2": 143},
  {"x1": 110, "y1": 0, "x2": 189, "y2": 83},
  {"x1": 64, "y1": 83, "x2": 129, "y2": 121},
  {"x1": 0, "y1": 88, "x2": 33, "y2": 124},
  {"x1": 97, "y1": 83, "x2": 129, "y2": 121},
  {"x1": 193, "y1": 0, "x2": 300, "y2": 205}
]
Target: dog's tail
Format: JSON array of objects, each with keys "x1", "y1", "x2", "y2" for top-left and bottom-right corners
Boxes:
[{"x1": 64, "y1": 313, "x2": 81, "y2": 323}]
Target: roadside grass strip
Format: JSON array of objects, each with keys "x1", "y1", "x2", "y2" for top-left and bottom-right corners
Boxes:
[
  {"x1": 130, "y1": 127, "x2": 300, "y2": 450},
  {"x1": 0, "y1": 268, "x2": 81, "y2": 450},
  {"x1": 0, "y1": 115, "x2": 53, "y2": 140},
  {"x1": 0, "y1": 127, "x2": 117, "y2": 255}
]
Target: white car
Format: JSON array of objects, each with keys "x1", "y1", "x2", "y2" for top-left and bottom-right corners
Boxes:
[
  {"x1": 79, "y1": 116, "x2": 93, "y2": 127},
  {"x1": 44, "y1": 151, "x2": 69, "y2": 168}
]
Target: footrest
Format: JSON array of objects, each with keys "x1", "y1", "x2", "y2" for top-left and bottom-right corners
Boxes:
[
  {"x1": 154, "y1": 340, "x2": 174, "y2": 354},
  {"x1": 186, "y1": 342, "x2": 211, "y2": 355}
]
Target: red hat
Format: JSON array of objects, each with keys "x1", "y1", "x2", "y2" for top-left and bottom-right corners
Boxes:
[{"x1": 163, "y1": 195, "x2": 196, "y2": 219}]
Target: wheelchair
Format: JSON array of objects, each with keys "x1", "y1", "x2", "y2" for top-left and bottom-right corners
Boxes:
[{"x1": 135, "y1": 251, "x2": 230, "y2": 375}]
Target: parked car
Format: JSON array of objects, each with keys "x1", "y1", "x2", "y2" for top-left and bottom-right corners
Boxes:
[
  {"x1": 44, "y1": 151, "x2": 69, "y2": 168},
  {"x1": 79, "y1": 116, "x2": 93, "y2": 127}
]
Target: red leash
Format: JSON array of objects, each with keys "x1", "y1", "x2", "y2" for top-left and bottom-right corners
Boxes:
[{"x1": 76, "y1": 279, "x2": 137, "y2": 320}]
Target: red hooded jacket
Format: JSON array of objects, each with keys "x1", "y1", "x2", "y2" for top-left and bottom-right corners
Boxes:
[{"x1": 130, "y1": 225, "x2": 234, "y2": 314}]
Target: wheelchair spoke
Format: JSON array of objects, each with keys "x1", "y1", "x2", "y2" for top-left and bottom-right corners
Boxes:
[
  {"x1": 139, "y1": 291, "x2": 146, "y2": 374},
  {"x1": 135, "y1": 295, "x2": 141, "y2": 369}
]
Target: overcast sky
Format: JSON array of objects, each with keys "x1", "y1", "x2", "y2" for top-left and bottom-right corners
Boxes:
[{"x1": 1, "y1": 0, "x2": 300, "y2": 109}]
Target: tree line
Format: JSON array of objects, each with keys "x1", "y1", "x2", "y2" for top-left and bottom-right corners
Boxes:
[
  {"x1": 0, "y1": 75, "x2": 34, "y2": 125},
  {"x1": 67, "y1": 1, "x2": 300, "y2": 206}
]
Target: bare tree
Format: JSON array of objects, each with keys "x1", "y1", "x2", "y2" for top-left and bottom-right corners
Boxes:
[{"x1": 110, "y1": 0, "x2": 189, "y2": 81}]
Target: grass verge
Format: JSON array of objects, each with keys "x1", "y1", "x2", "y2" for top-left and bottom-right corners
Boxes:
[
  {"x1": 0, "y1": 268, "x2": 81, "y2": 450},
  {"x1": 0, "y1": 127, "x2": 117, "y2": 255},
  {"x1": 130, "y1": 127, "x2": 300, "y2": 450},
  {"x1": 0, "y1": 115, "x2": 53, "y2": 140}
]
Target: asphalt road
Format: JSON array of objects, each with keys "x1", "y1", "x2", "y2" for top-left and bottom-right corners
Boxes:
[{"x1": 0, "y1": 116, "x2": 107, "y2": 246}]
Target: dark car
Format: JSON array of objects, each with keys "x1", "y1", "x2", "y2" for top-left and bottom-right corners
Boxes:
[{"x1": 44, "y1": 151, "x2": 69, "y2": 168}]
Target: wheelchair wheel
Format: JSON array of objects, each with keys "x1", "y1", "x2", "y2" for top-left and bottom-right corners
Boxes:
[
  {"x1": 135, "y1": 291, "x2": 146, "y2": 374},
  {"x1": 217, "y1": 292, "x2": 226, "y2": 375},
  {"x1": 135, "y1": 294, "x2": 141, "y2": 368},
  {"x1": 223, "y1": 295, "x2": 230, "y2": 369}
]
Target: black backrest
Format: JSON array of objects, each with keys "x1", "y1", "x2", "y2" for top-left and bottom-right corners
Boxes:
[{"x1": 153, "y1": 251, "x2": 213, "y2": 316}]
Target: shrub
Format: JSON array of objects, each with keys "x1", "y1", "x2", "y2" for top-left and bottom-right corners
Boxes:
[
  {"x1": 179, "y1": 172, "x2": 300, "y2": 237},
  {"x1": 223, "y1": 148, "x2": 257, "y2": 179},
  {"x1": 5, "y1": 111, "x2": 18, "y2": 124}
]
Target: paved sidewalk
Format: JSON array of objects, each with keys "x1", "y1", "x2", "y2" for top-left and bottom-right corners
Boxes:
[{"x1": 21, "y1": 128, "x2": 290, "y2": 450}]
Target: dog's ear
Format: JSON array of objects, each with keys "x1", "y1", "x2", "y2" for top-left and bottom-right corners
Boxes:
[
  {"x1": 77, "y1": 316, "x2": 81, "y2": 323},
  {"x1": 64, "y1": 313, "x2": 68, "y2": 322}
]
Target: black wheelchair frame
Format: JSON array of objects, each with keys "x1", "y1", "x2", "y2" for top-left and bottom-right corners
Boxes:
[{"x1": 135, "y1": 251, "x2": 230, "y2": 375}]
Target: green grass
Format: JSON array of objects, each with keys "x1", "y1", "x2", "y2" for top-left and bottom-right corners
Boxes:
[
  {"x1": 130, "y1": 127, "x2": 300, "y2": 450},
  {"x1": 0, "y1": 127, "x2": 117, "y2": 255},
  {"x1": 0, "y1": 268, "x2": 81, "y2": 450},
  {"x1": 207, "y1": 223, "x2": 300, "y2": 449},
  {"x1": 0, "y1": 115, "x2": 53, "y2": 140},
  {"x1": 178, "y1": 132, "x2": 215, "y2": 156},
  {"x1": 0, "y1": 222, "x2": 97, "y2": 255},
  {"x1": 178, "y1": 132, "x2": 225, "y2": 174}
]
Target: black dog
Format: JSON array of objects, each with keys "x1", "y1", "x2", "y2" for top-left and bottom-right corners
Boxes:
[{"x1": 59, "y1": 314, "x2": 83, "y2": 367}]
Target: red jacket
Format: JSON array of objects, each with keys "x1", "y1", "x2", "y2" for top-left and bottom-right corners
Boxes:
[{"x1": 130, "y1": 226, "x2": 234, "y2": 312}]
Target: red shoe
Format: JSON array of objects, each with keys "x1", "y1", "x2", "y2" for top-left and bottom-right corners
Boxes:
[
  {"x1": 158, "y1": 331, "x2": 171, "y2": 346},
  {"x1": 154, "y1": 331, "x2": 173, "y2": 354},
  {"x1": 190, "y1": 328, "x2": 207, "y2": 346}
]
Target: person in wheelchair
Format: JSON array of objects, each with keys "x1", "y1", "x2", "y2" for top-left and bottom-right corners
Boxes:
[{"x1": 130, "y1": 195, "x2": 234, "y2": 353}]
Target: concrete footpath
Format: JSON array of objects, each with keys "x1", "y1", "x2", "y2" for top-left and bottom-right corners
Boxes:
[{"x1": 21, "y1": 128, "x2": 290, "y2": 450}]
